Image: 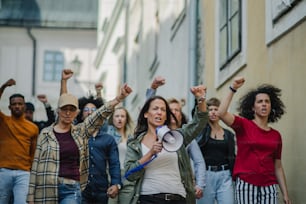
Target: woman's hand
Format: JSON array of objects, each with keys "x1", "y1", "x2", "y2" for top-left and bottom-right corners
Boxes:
[
  {"x1": 190, "y1": 85, "x2": 207, "y2": 99},
  {"x1": 195, "y1": 186, "x2": 203, "y2": 199},
  {"x1": 107, "y1": 185, "x2": 119, "y2": 198},
  {"x1": 115, "y1": 83, "x2": 133, "y2": 102},
  {"x1": 231, "y1": 76, "x2": 245, "y2": 90},
  {"x1": 149, "y1": 140, "x2": 163, "y2": 155}
]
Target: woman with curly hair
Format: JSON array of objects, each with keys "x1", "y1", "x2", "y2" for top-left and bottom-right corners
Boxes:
[{"x1": 217, "y1": 76, "x2": 291, "y2": 204}]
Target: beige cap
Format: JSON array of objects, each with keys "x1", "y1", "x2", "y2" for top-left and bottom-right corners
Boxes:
[{"x1": 58, "y1": 93, "x2": 78, "y2": 109}]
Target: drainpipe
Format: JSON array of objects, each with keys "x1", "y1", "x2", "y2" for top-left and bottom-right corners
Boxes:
[
  {"x1": 27, "y1": 27, "x2": 36, "y2": 97},
  {"x1": 122, "y1": 0, "x2": 130, "y2": 106},
  {"x1": 123, "y1": 0, "x2": 129, "y2": 84},
  {"x1": 187, "y1": 0, "x2": 199, "y2": 117}
]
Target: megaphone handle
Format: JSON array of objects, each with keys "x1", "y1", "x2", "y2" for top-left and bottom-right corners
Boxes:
[{"x1": 124, "y1": 154, "x2": 157, "y2": 178}]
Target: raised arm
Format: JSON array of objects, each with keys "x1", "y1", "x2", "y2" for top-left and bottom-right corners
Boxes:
[
  {"x1": 37, "y1": 94, "x2": 55, "y2": 125},
  {"x1": 0, "y1": 78, "x2": 16, "y2": 100},
  {"x1": 145, "y1": 76, "x2": 166, "y2": 99},
  {"x1": 95, "y1": 82, "x2": 103, "y2": 99},
  {"x1": 60, "y1": 69, "x2": 74, "y2": 95},
  {"x1": 110, "y1": 83, "x2": 132, "y2": 106},
  {"x1": 217, "y1": 76, "x2": 245, "y2": 126},
  {"x1": 190, "y1": 85, "x2": 207, "y2": 113}
]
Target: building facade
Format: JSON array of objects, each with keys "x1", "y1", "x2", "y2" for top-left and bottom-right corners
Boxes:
[
  {"x1": 0, "y1": 0, "x2": 98, "y2": 120},
  {"x1": 95, "y1": 0, "x2": 202, "y2": 119},
  {"x1": 200, "y1": 0, "x2": 306, "y2": 202}
]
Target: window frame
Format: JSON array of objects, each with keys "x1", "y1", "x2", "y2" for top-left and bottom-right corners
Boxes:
[
  {"x1": 170, "y1": 0, "x2": 187, "y2": 41},
  {"x1": 43, "y1": 50, "x2": 64, "y2": 82},
  {"x1": 265, "y1": 0, "x2": 306, "y2": 45},
  {"x1": 215, "y1": 0, "x2": 247, "y2": 87}
]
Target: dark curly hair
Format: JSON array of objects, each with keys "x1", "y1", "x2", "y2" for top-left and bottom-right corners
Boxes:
[
  {"x1": 76, "y1": 95, "x2": 104, "y2": 123},
  {"x1": 134, "y1": 96, "x2": 176, "y2": 137},
  {"x1": 238, "y1": 84, "x2": 285, "y2": 123}
]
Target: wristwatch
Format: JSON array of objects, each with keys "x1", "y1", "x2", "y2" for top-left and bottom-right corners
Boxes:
[{"x1": 116, "y1": 184, "x2": 121, "y2": 190}]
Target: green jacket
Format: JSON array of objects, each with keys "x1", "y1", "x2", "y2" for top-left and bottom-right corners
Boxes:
[{"x1": 119, "y1": 110, "x2": 208, "y2": 204}]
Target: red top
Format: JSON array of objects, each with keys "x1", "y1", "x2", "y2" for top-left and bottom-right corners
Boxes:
[{"x1": 231, "y1": 116, "x2": 282, "y2": 186}]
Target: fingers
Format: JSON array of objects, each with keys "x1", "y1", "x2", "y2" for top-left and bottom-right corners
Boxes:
[
  {"x1": 95, "y1": 82, "x2": 103, "y2": 90},
  {"x1": 122, "y1": 84, "x2": 133, "y2": 94},
  {"x1": 232, "y1": 76, "x2": 245, "y2": 89},
  {"x1": 195, "y1": 187, "x2": 203, "y2": 199},
  {"x1": 62, "y1": 69, "x2": 74, "y2": 80},
  {"x1": 151, "y1": 141, "x2": 163, "y2": 154},
  {"x1": 117, "y1": 84, "x2": 133, "y2": 101},
  {"x1": 190, "y1": 85, "x2": 207, "y2": 97},
  {"x1": 152, "y1": 76, "x2": 166, "y2": 89},
  {"x1": 107, "y1": 185, "x2": 119, "y2": 198},
  {"x1": 63, "y1": 69, "x2": 73, "y2": 75},
  {"x1": 5, "y1": 78, "x2": 16, "y2": 86}
]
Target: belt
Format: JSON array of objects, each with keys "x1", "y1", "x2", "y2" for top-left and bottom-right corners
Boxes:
[
  {"x1": 142, "y1": 193, "x2": 185, "y2": 201},
  {"x1": 207, "y1": 164, "x2": 229, "y2": 172},
  {"x1": 58, "y1": 177, "x2": 79, "y2": 185}
]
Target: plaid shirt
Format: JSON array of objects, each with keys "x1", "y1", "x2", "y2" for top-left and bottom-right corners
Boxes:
[{"x1": 27, "y1": 102, "x2": 113, "y2": 203}]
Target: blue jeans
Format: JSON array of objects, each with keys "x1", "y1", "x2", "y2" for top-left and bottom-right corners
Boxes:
[
  {"x1": 58, "y1": 182, "x2": 81, "y2": 204},
  {"x1": 0, "y1": 168, "x2": 30, "y2": 204},
  {"x1": 197, "y1": 169, "x2": 234, "y2": 204}
]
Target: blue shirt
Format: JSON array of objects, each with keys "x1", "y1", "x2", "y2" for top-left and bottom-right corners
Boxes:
[{"x1": 84, "y1": 129, "x2": 121, "y2": 193}]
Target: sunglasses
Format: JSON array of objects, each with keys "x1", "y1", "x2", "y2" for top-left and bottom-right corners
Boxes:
[{"x1": 83, "y1": 107, "x2": 97, "y2": 112}]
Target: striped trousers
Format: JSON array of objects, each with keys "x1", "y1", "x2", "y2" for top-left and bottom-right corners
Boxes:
[{"x1": 235, "y1": 177, "x2": 278, "y2": 204}]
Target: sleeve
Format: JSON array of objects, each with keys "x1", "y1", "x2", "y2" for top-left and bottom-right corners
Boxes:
[
  {"x1": 30, "y1": 126, "x2": 39, "y2": 164},
  {"x1": 187, "y1": 140, "x2": 206, "y2": 189},
  {"x1": 179, "y1": 107, "x2": 208, "y2": 146},
  {"x1": 27, "y1": 133, "x2": 42, "y2": 202},
  {"x1": 82, "y1": 102, "x2": 114, "y2": 138},
  {"x1": 145, "y1": 88, "x2": 156, "y2": 100},
  {"x1": 45, "y1": 104, "x2": 55, "y2": 126},
  {"x1": 275, "y1": 132, "x2": 282, "y2": 160},
  {"x1": 230, "y1": 115, "x2": 246, "y2": 137},
  {"x1": 124, "y1": 141, "x2": 145, "y2": 182},
  {"x1": 108, "y1": 137, "x2": 122, "y2": 186}
]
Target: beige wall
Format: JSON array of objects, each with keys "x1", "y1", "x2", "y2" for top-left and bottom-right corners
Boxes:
[{"x1": 201, "y1": 0, "x2": 306, "y2": 202}]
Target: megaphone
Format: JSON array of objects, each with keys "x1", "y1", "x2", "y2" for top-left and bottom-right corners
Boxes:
[{"x1": 156, "y1": 126, "x2": 183, "y2": 152}]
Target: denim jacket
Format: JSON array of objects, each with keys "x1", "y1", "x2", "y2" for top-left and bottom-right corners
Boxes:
[
  {"x1": 120, "y1": 109, "x2": 208, "y2": 204},
  {"x1": 83, "y1": 129, "x2": 121, "y2": 195}
]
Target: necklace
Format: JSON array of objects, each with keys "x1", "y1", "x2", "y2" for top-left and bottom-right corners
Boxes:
[{"x1": 214, "y1": 134, "x2": 217, "y2": 139}]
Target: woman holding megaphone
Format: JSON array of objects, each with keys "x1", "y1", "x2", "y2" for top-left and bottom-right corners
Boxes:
[{"x1": 121, "y1": 85, "x2": 208, "y2": 204}]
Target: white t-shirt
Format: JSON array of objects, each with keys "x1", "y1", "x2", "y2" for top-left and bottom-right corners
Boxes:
[{"x1": 140, "y1": 143, "x2": 186, "y2": 197}]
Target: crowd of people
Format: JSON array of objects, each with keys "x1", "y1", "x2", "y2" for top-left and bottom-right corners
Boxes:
[{"x1": 0, "y1": 71, "x2": 292, "y2": 204}]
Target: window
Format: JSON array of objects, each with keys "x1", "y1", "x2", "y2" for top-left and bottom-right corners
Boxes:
[
  {"x1": 219, "y1": 0, "x2": 241, "y2": 69},
  {"x1": 265, "y1": 0, "x2": 305, "y2": 45},
  {"x1": 170, "y1": 0, "x2": 187, "y2": 41},
  {"x1": 43, "y1": 51, "x2": 64, "y2": 82},
  {"x1": 215, "y1": 0, "x2": 246, "y2": 87}
]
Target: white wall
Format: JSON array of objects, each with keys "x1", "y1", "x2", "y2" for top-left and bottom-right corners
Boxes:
[{"x1": 0, "y1": 27, "x2": 97, "y2": 121}]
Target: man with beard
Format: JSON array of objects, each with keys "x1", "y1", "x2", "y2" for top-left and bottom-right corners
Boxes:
[{"x1": 0, "y1": 78, "x2": 39, "y2": 204}]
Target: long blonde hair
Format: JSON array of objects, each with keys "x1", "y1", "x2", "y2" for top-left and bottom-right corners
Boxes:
[{"x1": 108, "y1": 106, "x2": 134, "y2": 137}]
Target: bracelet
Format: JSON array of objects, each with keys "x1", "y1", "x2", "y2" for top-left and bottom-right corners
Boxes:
[
  {"x1": 229, "y1": 86, "x2": 237, "y2": 93},
  {"x1": 197, "y1": 95, "x2": 206, "y2": 104}
]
